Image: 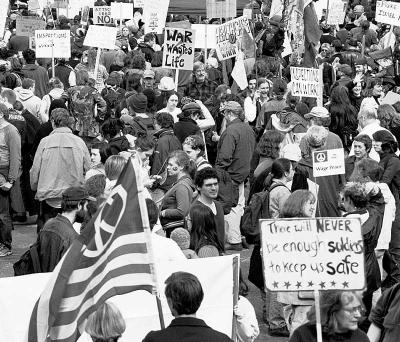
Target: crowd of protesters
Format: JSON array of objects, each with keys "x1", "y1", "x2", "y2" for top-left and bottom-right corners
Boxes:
[{"x1": 2, "y1": 0, "x2": 400, "y2": 341}]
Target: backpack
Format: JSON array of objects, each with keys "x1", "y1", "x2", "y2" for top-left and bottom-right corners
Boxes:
[
  {"x1": 240, "y1": 183, "x2": 284, "y2": 244},
  {"x1": 13, "y1": 241, "x2": 42, "y2": 276}
]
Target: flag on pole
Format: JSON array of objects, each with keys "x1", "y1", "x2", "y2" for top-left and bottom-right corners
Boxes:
[{"x1": 27, "y1": 158, "x2": 156, "y2": 342}]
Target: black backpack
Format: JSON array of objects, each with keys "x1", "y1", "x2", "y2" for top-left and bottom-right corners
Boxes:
[
  {"x1": 13, "y1": 242, "x2": 42, "y2": 276},
  {"x1": 241, "y1": 183, "x2": 284, "y2": 244}
]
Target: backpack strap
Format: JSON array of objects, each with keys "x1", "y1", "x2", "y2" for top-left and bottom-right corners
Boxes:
[{"x1": 30, "y1": 244, "x2": 42, "y2": 273}]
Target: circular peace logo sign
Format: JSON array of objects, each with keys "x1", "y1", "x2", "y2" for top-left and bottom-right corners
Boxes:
[{"x1": 315, "y1": 152, "x2": 327, "y2": 162}]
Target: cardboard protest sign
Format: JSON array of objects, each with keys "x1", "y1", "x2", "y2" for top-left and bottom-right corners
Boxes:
[
  {"x1": 312, "y1": 148, "x2": 345, "y2": 177},
  {"x1": 35, "y1": 30, "x2": 71, "y2": 58},
  {"x1": 327, "y1": 0, "x2": 347, "y2": 25},
  {"x1": 162, "y1": 28, "x2": 195, "y2": 71},
  {"x1": 16, "y1": 17, "x2": 46, "y2": 37},
  {"x1": 207, "y1": 0, "x2": 237, "y2": 19},
  {"x1": 142, "y1": 0, "x2": 170, "y2": 34},
  {"x1": 83, "y1": 25, "x2": 117, "y2": 50},
  {"x1": 290, "y1": 66, "x2": 323, "y2": 98},
  {"x1": 261, "y1": 217, "x2": 365, "y2": 291},
  {"x1": 51, "y1": 0, "x2": 68, "y2": 8},
  {"x1": 376, "y1": 1, "x2": 400, "y2": 26},
  {"x1": 28, "y1": 0, "x2": 41, "y2": 11},
  {"x1": 111, "y1": 2, "x2": 134, "y2": 20},
  {"x1": 93, "y1": 6, "x2": 114, "y2": 25},
  {"x1": 215, "y1": 16, "x2": 253, "y2": 60},
  {"x1": 269, "y1": 0, "x2": 284, "y2": 18},
  {"x1": 192, "y1": 24, "x2": 217, "y2": 49}
]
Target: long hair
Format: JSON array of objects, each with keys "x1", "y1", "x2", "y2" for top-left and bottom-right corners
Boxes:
[
  {"x1": 329, "y1": 85, "x2": 358, "y2": 135},
  {"x1": 257, "y1": 130, "x2": 284, "y2": 158},
  {"x1": 168, "y1": 150, "x2": 196, "y2": 179},
  {"x1": 189, "y1": 204, "x2": 224, "y2": 253},
  {"x1": 264, "y1": 158, "x2": 292, "y2": 188},
  {"x1": 281, "y1": 190, "x2": 315, "y2": 218}
]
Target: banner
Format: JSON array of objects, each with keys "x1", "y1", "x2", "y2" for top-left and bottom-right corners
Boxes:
[
  {"x1": 261, "y1": 217, "x2": 365, "y2": 291},
  {"x1": 312, "y1": 148, "x2": 345, "y2": 177},
  {"x1": 206, "y1": 0, "x2": 237, "y2": 19},
  {"x1": 215, "y1": 16, "x2": 253, "y2": 60},
  {"x1": 192, "y1": 24, "x2": 217, "y2": 49},
  {"x1": 0, "y1": 255, "x2": 238, "y2": 342},
  {"x1": 34, "y1": 30, "x2": 71, "y2": 58},
  {"x1": 162, "y1": 27, "x2": 195, "y2": 71},
  {"x1": 142, "y1": 0, "x2": 170, "y2": 34},
  {"x1": 51, "y1": 0, "x2": 68, "y2": 8},
  {"x1": 376, "y1": 0, "x2": 400, "y2": 26},
  {"x1": 111, "y1": 2, "x2": 134, "y2": 20},
  {"x1": 83, "y1": 25, "x2": 117, "y2": 49},
  {"x1": 327, "y1": 0, "x2": 347, "y2": 25},
  {"x1": 93, "y1": 6, "x2": 114, "y2": 25},
  {"x1": 290, "y1": 66, "x2": 322, "y2": 98},
  {"x1": 16, "y1": 17, "x2": 46, "y2": 37}
]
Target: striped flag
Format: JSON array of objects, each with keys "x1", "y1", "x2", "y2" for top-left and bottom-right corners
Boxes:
[{"x1": 27, "y1": 158, "x2": 156, "y2": 342}]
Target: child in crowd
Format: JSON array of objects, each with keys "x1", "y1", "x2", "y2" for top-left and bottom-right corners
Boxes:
[{"x1": 170, "y1": 228, "x2": 198, "y2": 259}]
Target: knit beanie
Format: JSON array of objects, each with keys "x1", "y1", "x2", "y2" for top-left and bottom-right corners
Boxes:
[
  {"x1": 306, "y1": 126, "x2": 328, "y2": 148},
  {"x1": 127, "y1": 93, "x2": 147, "y2": 113},
  {"x1": 197, "y1": 245, "x2": 220, "y2": 258},
  {"x1": 170, "y1": 228, "x2": 190, "y2": 250}
]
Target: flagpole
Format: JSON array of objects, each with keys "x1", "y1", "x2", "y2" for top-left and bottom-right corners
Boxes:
[{"x1": 155, "y1": 296, "x2": 165, "y2": 329}]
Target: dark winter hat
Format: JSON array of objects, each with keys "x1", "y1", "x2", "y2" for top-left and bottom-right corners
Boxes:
[
  {"x1": 62, "y1": 186, "x2": 92, "y2": 205},
  {"x1": 127, "y1": 93, "x2": 148, "y2": 113},
  {"x1": 354, "y1": 57, "x2": 367, "y2": 65}
]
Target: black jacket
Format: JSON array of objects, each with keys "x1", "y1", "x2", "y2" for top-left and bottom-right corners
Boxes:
[
  {"x1": 173, "y1": 117, "x2": 200, "y2": 143},
  {"x1": 137, "y1": 42, "x2": 155, "y2": 63}
]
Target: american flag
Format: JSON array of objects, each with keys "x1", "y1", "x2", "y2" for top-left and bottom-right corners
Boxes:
[{"x1": 27, "y1": 158, "x2": 156, "y2": 342}]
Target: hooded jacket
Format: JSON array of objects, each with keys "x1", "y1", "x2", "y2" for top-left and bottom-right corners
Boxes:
[
  {"x1": 21, "y1": 63, "x2": 49, "y2": 99},
  {"x1": 40, "y1": 88, "x2": 64, "y2": 119},
  {"x1": 15, "y1": 88, "x2": 44, "y2": 124}
]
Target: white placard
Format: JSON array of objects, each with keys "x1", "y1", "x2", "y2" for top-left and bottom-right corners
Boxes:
[
  {"x1": 0, "y1": 2, "x2": 8, "y2": 38},
  {"x1": 35, "y1": 30, "x2": 71, "y2": 58},
  {"x1": 269, "y1": 0, "x2": 284, "y2": 18},
  {"x1": 327, "y1": 0, "x2": 347, "y2": 25},
  {"x1": 290, "y1": 66, "x2": 322, "y2": 98},
  {"x1": 215, "y1": 16, "x2": 253, "y2": 60},
  {"x1": 83, "y1": 25, "x2": 117, "y2": 50},
  {"x1": 192, "y1": 24, "x2": 217, "y2": 49},
  {"x1": 261, "y1": 217, "x2": 365, "y2": 291},
  {"x1": 28, "y1": 0, "x2": 41, "y2": 11},
  {"x1": 93, "y1": 6, "x2": 114, "y2": 25},
  {"x1": 376, "y1": 0, "x2": 400, "y2": 26},
  {"x1": 206, "y1": 0, "x2": 237, "y2": 19},
  {"x1": 162, "y1": 28, "x2": 195, "y2": 71},
  {"x1": 111, "y1": 2, "x2": 134, "y2": 20},
  {"x1": 312, "y1": 148, "x2": 345, "y2": 177},
  {"x1": 142, "y1": 0, "x2": 170, "y2": 34},
  {"x1": 135, "y1": 0, "x2": 145, "y2": 8},
  {"x1": 16, "y1": 17, "x2": 46, "y2": 37}
]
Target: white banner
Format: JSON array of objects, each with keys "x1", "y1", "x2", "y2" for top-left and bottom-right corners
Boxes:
[
  {"x1": 35, "y1": 30, "x2": 71, "y2": 58},
  {"x1": 206, "y1": 0, "x2": 237, "y2": 19},
  {"x1": 0, "y1": 2, "x2": 8, "y2": 38},
  {"x1": 376, "y1": 0, "x2": 400, "y2": 26},
  {"x1": 0, "y1": 256, "x2": 238, "y2": 342},
  {"x1": 93, "y1": 6, "x2": 114, "y2": 25},
  {"x1": 111, "y1": 2, "x2": 134, "y2": 20},
  {"x1": 162, "y1": 28, "x2": 195, "y2": 71},
  {"x1": 261, "y1": 217, "x2": 365, "y2": 292},
  {"x1": 142, "y1": 0, "x2": 170, "y2": 34},
  {"x1": 192, "y1": 24, "x2": 217, "y2": 49},
  {"x1": 83, "y1": 25, "x2": 117, "y2": 50},
  {"x1": 312, "y1": 148, "x2": 345, "y2": 177}
]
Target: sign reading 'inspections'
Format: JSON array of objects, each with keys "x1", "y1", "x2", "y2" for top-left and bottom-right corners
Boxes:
[
  {"x1": 261, "y1": 217, "x2": 365, "y2": 292},
  {"x1": 290, "y1": 66, "x2": 322, "y2": 98}
]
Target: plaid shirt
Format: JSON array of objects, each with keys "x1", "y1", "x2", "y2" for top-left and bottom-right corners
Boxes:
[{"x1": 184, "y1": 79, "x2": 218, "y2": 104}]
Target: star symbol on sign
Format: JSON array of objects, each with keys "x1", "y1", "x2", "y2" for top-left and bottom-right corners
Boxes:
[
  {"x1": 342, "y1": 281, "x2": 349, "y2": 288},
  {"x1": 284, "y1": 281, "x2": 291, "y2": 289},
  {"x1": 319, "y1": 282, "x2": 326, "y2": 289},
  {"x1": 308, "y1": 281, "x2": 314, "y2": 287},
  {"x1": 331, "y1": 281, "x2": 336, "y2": 287},
  {"x1": 272, "y1": 281, "x2": 279, "y2": 288},
  {"x1": 295, "y1": 281, "x2": 302, "y2": 289}
]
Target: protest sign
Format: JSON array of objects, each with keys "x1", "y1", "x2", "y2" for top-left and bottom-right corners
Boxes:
[
  {"x1": 35, "y1": 30, "x2": 71, "y2": 58},
  {"x1": 0, "y1": 255, "x2": 238, "y2": 342},
  {"x1": 0, "y1": 2, "x2": 8, "y2": 37},
  {"x1": 83, "y1": 25, "x2": 117, "y2": 50},
  {"x1": 381, "y1": 90, "x2": 400, "y2": 105},
  {"x1": 192, "y1": 24, "x2": 217, "y2": 49},
  {"x1": 207, "y1": 0, "x2": 237, "y2": 19},
  {"x1": 16, "y1": 17, "x2": 46, "y2": 37},
  {"x1": 327, "y1": 0, "x2": 347, "y2": 25},
  {"x1": 215, "y1": 16, "x2": 253, "y2": 60},
  {"x1": 376, "y1": 1, "x2": 400, "y2": 26},
  {"x1": 93, "y1": 6, "x2": 114, "y2": 25},
  {"x1": 162, "y1": 27, "x2": 195, "y2": 71},
  {"x1": 312, "y1": 148, "x2": 345, "y2": 177},
  {"x1": 261, "y1": 217, "x2": 365, "y2": 291},
  {"x1": 142, "y1": 0, "x2": 170, "y2": 34},
  {"x1": 81, "y1": 5, "x2": 90, "y2": 25},
  {"x1": 135, "y1": 0, "x2": 145, "y2": 8},
  {"x1": 166, "y1": 21, "x2": 191, "y2": 29},
  {"x1": 28, "y1": 0, "x2": 41, "y2": 11},
  {"x1": 269, "y1": 0, "x2": 284, "y2": 18},
  {"x1": 290, "y1": 66, "x2": 323, "y2": 98},
  {"x1": 51, "y1": 0, "x2": 68, "y2": 8},
  {"x1": 111, "y1": 2, "x2": 134, "y2": 20}
]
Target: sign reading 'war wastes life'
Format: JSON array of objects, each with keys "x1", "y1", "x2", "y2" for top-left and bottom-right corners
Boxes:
[
  {"x1": 290, "y1": 66, "x2": 323, "y2": 98},
  {"x1": 261, "y1": 217, "x2": 365, "y2": 292},
  {"x1": 162, "y1": 28, "x2": 195, "y2": 71},
  {"x1": 376, "y1": 0, "x2": 400, "y2": 26},
  {"x1": 215, "y1": 16, "x2": 253, "y2": 60}
]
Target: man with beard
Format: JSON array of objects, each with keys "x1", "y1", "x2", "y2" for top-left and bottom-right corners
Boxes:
[{"x1": 38, "y1": 186, "x2": 92, "y2": 272}]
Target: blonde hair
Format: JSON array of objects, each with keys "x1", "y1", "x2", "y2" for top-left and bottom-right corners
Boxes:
[{"x1": 85, "y1": 302, "x2": 126, "y2": 341}]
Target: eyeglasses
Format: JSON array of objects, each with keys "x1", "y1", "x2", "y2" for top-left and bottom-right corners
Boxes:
[{"x1": 342, "y1": 305, "x2": 364, "y2": 315}]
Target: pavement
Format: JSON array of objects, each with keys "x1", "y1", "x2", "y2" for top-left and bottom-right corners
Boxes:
[{"x1": 0, "y1": 222, "x2": 288, "y2": 342}]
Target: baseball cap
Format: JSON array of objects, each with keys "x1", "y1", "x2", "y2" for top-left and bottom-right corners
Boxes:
[
  {"x1": 143, "y1": 70, "x2": 155, "y2": 79},
  {"x1": 304, "y1": 106, "x2": 330, "y2": 120}
]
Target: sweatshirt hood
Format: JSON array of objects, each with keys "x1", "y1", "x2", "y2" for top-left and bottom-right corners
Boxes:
[
  {"x1": 48, "y1": 88, "x2": 64, "y2": 98},
  {"x1": 22, "y1": 64, "x2": 39, "y2": 71},
  {"x1": 15, "y1": 88, "x2": 34, "y2": 101}
]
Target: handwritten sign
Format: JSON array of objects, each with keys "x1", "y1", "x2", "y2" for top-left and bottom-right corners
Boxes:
[
  {"x1": 135, "y1": 0, "x2": 145, "y2": 8},
  {"x1": 51, "y1": 0, "x2": 68, "y2": 8},
  {"x1": 290, "y1": 66, "x2": 323, "y2": 98},
  {"x1": 327, "y1": 0, "x2": 347, "y2": 25},
  {"x1": 207, "y1": 0, "x2": 237, "y2": 19},
  {"x1": 215, "y1": 16, "x2": 253, "y2": 60},
  {"x1": 93, "y1": 6, "x2": 114, "y2": 25},
  {"x1": 111, "y1": 2, "x2": 134, "y2": 20},
  {"x1": 261, "y1": 217, "x2": 365, "y2": 291},
  {"x1": 16, "y1": 17, "x2": 46, "y2": 37},
  {"x1": 162, "y1": 28, "x2": 195, "y2": 71},
  {"x1": 142, "y1": 0, "x2": 170, "y2": 34},
  {"x1": 312, "y1": 148, "x2": 345, "y2": 177},
  {"x1": 376, "y1": 1, "x2": 400, "y2": 26},
  {"x1": 192, "y1": 24, "x2": 217, "y2": 49},
  {"x1": 83, "y1": 25, "x2": 117, "y2": 50},
  {"x1": 35, "y1": 30, "x2": 71, "y2": 58}
]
